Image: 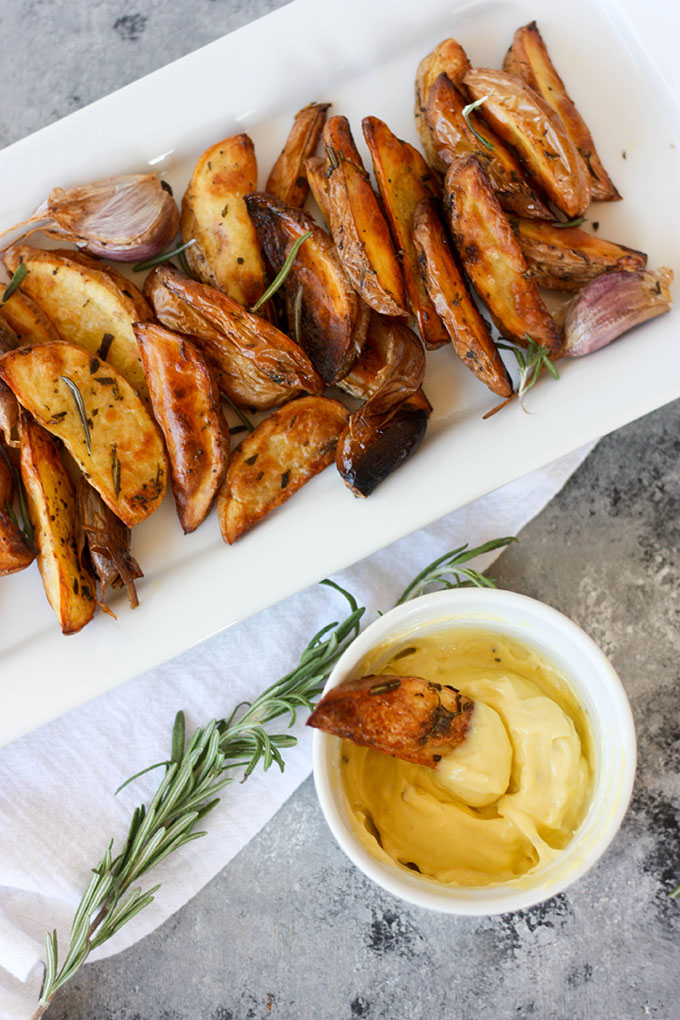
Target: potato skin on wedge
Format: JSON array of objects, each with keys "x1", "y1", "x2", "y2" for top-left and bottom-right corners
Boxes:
[
  {"x1": 413, "y1": 197, "x2": 512, "y2": 397},
  {"x1": 76, "y1": 478, "x2": 142, "y2": 611},
  {"x1": 181, "y1": 133, "x2": 268, "y2": 308},
  {"x1": 304, "y1": 156, "x2": 332, "y2": 225},
  {"x1": 0, "y1": 449, "x2": 34, "y2": 576},
  {"x1": 266, "y1": 102, "x2": 330, "y2": 208},
  {"x1": 307, "y1": 674, "x2": 473, "y2": 768},
  {"x1": 445, "y1": 157, "x2": 560, "y2": 351},
  {"x1": 337, "y1": 310, "x2": 425, "y2": 401},
  {"x1": 509, "y1": 217, "x2": 646, "y2": 291},
  {"x1": 3, "y1": 246, "x2": 151, "y2": 399},
  {"x1": 19, "y1": 415, "x2": 95, "y2": 633},
  {"x1": 0, "y1": 289, "x2": 62, "y2": 347},
  {"x1": 415, "y1": 38, "x2": 472, "y2": 168},
  {"x1": 135, "y1": 323, "x2": 229, "y2": 534},
  {"x1": 0, "y1": 341, "x2": 168, "y2": 527},
  {"x1": 362, "y1": 116, "x2": 449, "y2": 350},
  {"x1": 504, "y1": 22, "x2": 619, "y2": 202},
  {"x1": 218, "y1": 395, "x2": 348, "y2": 543},
  {"x1": 464, "y1": 68, "x2": 592, "y2": 218},
  {"x1": 245, "y1": 193, "x2": 369, "y2": 384}
]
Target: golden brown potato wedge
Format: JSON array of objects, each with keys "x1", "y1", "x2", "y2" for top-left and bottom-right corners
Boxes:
[
  {"x1": 19, "y1": 415, "x2": 95, "y2": 633},
  {"x1": 0, "y1": 289, "x2": 62, "y2": 347},
  {"x1": 509, "y1": 217, "x2": 647, "y2": 291},
  {"x1": 76, "y1": 477, "x2": 142, "y2": 611},
  {"x1": 413, "y1": 197, "x2": 512, "y2": 396},
  {"x1": 445, "y1": 157, "x2": 560, "y2": 351},
  {"x1": 323, "y1": 117, "x2": 407, "y2": 317},
  {"x1": 135, "y1": 322, "x2": 229, "y2": 533},
  {"x1": 218, "y1": 395, "x2": 348, "y2": 543},
  {"x1": 464, "y1": 68, "x2": 592, "y2": 218},
  {"x1": 304, "y1": 156, "x2": 332, "y2": 225},
  {"x1": 415, "y1": 37, "x2": 472, "y2": 167},
  {"x1": 60, "y1": 249, "x2": 153, "y2": 322},
  {"x1": 0, "y1": 324, "x2": 19, "y2": 448},
  {"x1": 3, "y1": 246, "x2": 150, "y2": 398},
  {"x1": 0, "y1": 448, "x2": 35, "y2": 576},
  {"x1": 424, "y1": 72, "x2": 550, "y2": 218},
  {"x1": 245, "y1": 193, "x2": 369, "y2": 384},
  {"x1": 362, "y1": 116, "x2": 449, "y2": 349},
  {"x1": 0, "y1": 341, "x2": 168, "y2": 526},
  {"x1": 307, "y1": 674, "x2": 473, "y2": 768},
  {"x1": 504, "y1": 22, "x2": 619, "y2": 201},
  {"x1": 266, "y1": 102, "x2": 330, "y2": 207},
  {"x1": 181, "y1": 133, "x2": 268, "y2": 308},
  {"x1": 336, "y1": 311, "x2": 425, "y2": 401}
]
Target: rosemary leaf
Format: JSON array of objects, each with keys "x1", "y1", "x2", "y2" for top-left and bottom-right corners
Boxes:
[
  {"x1": 132, "y1": 238, "x2": 196, "y2": 273},
  {"x1": 496, "y1": 335, "x2": 560, "y2": 412},
  {"x1": 395, "y1": 537, "x2": 516, "y2": 604},
  {"x1": 250, "y1": 230, "x2": 312, "y2": 313},
  {"x1": 461, "y1": 96, "x2": 495, "y2": 151},
  {"x1": 60, "y1": 376, "x2": 92, "y2": 454},
  {"x1": 1, "y1": 262, "x2": 27, "y2": 303},
  {"x1": 222, "y1": 394, "x2": 255, "y2": 433},
  {"x1": 552, "y1": 216, "x2": 587, "y2": 229}
]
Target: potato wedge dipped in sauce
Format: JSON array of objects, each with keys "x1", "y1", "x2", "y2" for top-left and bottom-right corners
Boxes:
[
  {"x1": 413, "y1": 196, "x2": 512, "y2": 397},
  {"x1": 19, "y1": 414, "x2": 96, "y2": 634},
  {"x1": 444, "y1": 156, "x2": 561, "y2": 352},
  {"x1": 135, "y1": 322, "x2": 229, "y2": 534},
  {"x1": 504, "y1": 21, "x2": 620, "y2": 202},
  {"x1": 145, "y1": 264, "x2": 322, "y2": 410},
  {"x1": 75, "y1": 478, "x2": 142, "y2": 612},
  {"x1": 181, "y1": 133, "x2": 268, "y2": 308},
  {"x1": 0, "y1": 445, "x2": 35, "y2": 577},
  {"x1": 245, "y1": 193, "x2": 369, "y2": 384},
  {"x1": 218, "y1": 395, "x2": 348, "y2": 543},
  {"x1": 266, "y1": 102, "x2": 330, "y2": 208},
  {"x1": 0, "y1": 341, "x2": 167, "y2": 527}
]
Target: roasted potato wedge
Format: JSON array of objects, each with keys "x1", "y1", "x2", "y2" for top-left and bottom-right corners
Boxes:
[
  {"x1": 60, "y1": 249, "x2": 153, "y2": 322},
  {"x1": 307, "y1": 674, "x2": 473, "y2": 768},
  {"x1": 413, "y1": 197, "x2": 512, "y2": 396},
  {"x1": 0, "y1": 448, "x2": 34, "y2": 576},
  {"x1": 181, "y1": 133, "x2": 268, "y2": 308},
  {"x1": 464, "y1": 68, "x2": 592, "y2": 218},
  {"x1": 504, "y1": 22, "x2": 620, "y2": 201},
  {"x1": 245, "y1": 193, "x2": 369, "y2": 384},
  {"x1": 0, "y1": 324, "x2": 19, "y2": 447},
  {"x1": 509, "y1": 217, "x2": 646, "y2": 291},
  {"x1": 0, "y1": 289, "x2": 62, "y2": 346},
  {"x1": 415, "y1": 37, "x2": 471, "y2": 167},
  {"x1": 218, "y1": 395, "x2": 348, "y2": 543},
  {"x1": 445, "y1": 157, "x2": 560, "y2": 351},
  {"x1": 135, "y1": 322, "x2": 229, "y2": 533},
  {"x1": 3, "y1": 246, "x2": 150, "y2": 398},
  {"x1": 323, "y1": 117, "x2": 407, "y2": 317},
  {"x1": 76, "y1": 477, "x2": 142, "y2": 610},
  {"x1": 337, "y1": 311, "x2": 425, "y2": 401},
  {"x1": 362, "y1": 116, "x2": 449, "y2": 349},
  {"x1": 0, "y1": 341, "x2": 168, "y2": 526},
  {"x1": 266, "y1": 102, "x2": 330, "y2": 207},
  {"x1": 304, "y1": 156, "x2": 332, "y2": 225},
  {"x1": 424, "y1": 72, "x2": 550, "y2": 218},
  {"x1": 19, "y1": 415, "x2": 95, "y2": 633}
]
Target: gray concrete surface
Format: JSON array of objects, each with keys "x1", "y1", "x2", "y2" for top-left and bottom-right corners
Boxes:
[{"x1": 3, "y1": 2, "x2": 679, "y2": 1018}]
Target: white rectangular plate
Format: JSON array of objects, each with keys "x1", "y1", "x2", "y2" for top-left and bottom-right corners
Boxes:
[{"x1": 1, "y1": 0, "x2": 678, "y2": 746}]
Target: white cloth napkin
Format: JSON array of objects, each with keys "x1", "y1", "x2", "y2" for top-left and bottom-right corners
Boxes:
[{"x1": 0, "y1": 443, "x2": 593, "y2": 1020}]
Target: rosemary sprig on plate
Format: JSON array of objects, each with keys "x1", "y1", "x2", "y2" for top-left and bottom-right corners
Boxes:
[{"x1": 496, "y1": 334, "x2": 560, "y2": 413}]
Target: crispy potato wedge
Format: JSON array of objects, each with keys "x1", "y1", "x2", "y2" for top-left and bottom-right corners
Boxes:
[
  {"x1": 135, "y1": 323, "x2": 229, "y2": 533},
  {"x1": 0, "y1": 341, "x2": 168, "y2": 526},
  {"x1": 323, "y1": 117, "x2": 407, "y2": 317},
  {"x1": 0, "y1": 448, "x2": 34, "y2": 576},
  {"x1": 266, "y1": 102, "x2": 330, "y2": 207},
  {"x1": 445, "y1": 157, "x2": 560, "y2": 351},
  {"x1": 509, "y1": 217, "x2": 647, "y2": 291},
  {"x1": 307, "y1": 674, "x2": 473, "y2": 767},
  {"x1": 424, "y1": 72, "x2": 550, "y2": 218},
  {"x1": 0, "y1": 324, "x2": 19, "y2": 447},
  {"x1": 60, "y1": 249, "x2": 153, "y2": 322},
  {"x1": 464, "y1": 69, "x2": 592, "y2": 218},
  {"x1": 413, "y1": 197, "x2": 512, "y2": 396},
  {"x1": 218, "y1": 395, "x2": 348, "y2": 543},
  {"x1": 337, "y1": 311, "x2": 425, "y2": 401},
  {"x1": 181, "y1": 133, "x2": 268, "y2": 308},
  {"x1": 245, "y1": 192, "x2": 369, "y2": 384},
  {"x1": 304, "y1": 156, "x2": 332, "y2": 225},
  {"x1": 0, "y1": 289, "x2": 62, "y2": 346},
  {"x1": 415, "y1": 37, "x2": 472, "y2": 167},
  {"x1": 19, "y1": 415, "x2": 95, "y2": 633},
  {"x1": 76, "y1": 477, "x2": 142, "y2": 610},
  {"x1": 504, "y1": 22, "x2": 620, "y2": 201},
  {"x1": 3, "y1": 246, "x2": 150, "y2": 398},
  {"x1": 362, "y1": 116, "x2": 449, "y2": 349}
]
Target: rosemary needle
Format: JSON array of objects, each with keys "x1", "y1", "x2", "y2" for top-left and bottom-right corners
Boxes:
[
  {"x1": 60, "y1": 376, "x2": 92, "y2": 454},
  {"x1": 250, "y1": 230, "x2": 311, "y2": 314},
  {"x1": 461, "y1": 96, "x2": 495, "y2": 152},
  {"x1": 1, "y1": 262, "x2": 27, "y2": 303}
]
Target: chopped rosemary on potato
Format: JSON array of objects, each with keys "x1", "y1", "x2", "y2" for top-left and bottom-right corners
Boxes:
[{"x1": 461, "y1": 96, "x2": 495, "y2": 151}]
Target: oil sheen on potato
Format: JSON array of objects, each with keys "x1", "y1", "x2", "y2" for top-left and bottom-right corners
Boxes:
[{"x1": 340, "y1": 628, "x2": 593, "y2": 887}]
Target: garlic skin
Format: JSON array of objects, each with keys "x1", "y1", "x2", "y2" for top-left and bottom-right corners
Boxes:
[
  {"x1": 30, "y1": 174, "x2": 180, "y2": 262},
  {"x1": 563, "y1": 267, "x2": 673, "y2": 358}
]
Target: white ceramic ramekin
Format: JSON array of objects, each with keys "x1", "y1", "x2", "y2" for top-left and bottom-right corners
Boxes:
[{"x1": 311, "y1": 587, "x2": 636, "y2": 915}]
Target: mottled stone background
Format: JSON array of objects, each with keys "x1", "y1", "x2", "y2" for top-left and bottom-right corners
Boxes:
[{"x1": 2, "y1": 2, "x2": 679, "y2": 1019}]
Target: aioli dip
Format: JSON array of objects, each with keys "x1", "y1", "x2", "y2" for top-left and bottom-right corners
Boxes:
[{"x1": 339, "y1": 628, "x2": 593, "y2": 887}]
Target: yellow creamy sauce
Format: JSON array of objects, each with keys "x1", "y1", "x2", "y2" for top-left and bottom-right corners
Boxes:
[{"x1": 340, "y1": 628, "x2": 593, "y2": 887}]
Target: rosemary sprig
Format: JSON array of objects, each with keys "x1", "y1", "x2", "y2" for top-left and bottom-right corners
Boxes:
[
  {"x1": 461, "y1": 96, "x2": 495, "y2": 151},
  {"x1": 60, "y1": 376, "x2": 92, "y2": 454},
  {"x1": 1, "y1": 262, "x2": 28, "y2": 303},
  {"x1": 132, "y1": 238, "x2": 197, "y2": 273},
  {"x1": 222, "y1": 393, "x2": 255, "y2": 434},
  {"x1": 496, "y1": 334, "x2": 560, "y2": 412},
  {"x1": 671, "y1": 884, "x2": 680, "y2": 899},
  {"x1": 250, "y1": 230, "x2": 311, "y2": 314},
  {"x1": 395, "y1": 537, "x2": 516, "y2": 604},
  {"x1": 0, "y1": 442, "x2": 35, "y2": 547}
]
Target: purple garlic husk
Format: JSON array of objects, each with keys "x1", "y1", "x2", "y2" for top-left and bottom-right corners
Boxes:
[{"x1": 563, "y1": 266, "x2": 674, "y2": 357}]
